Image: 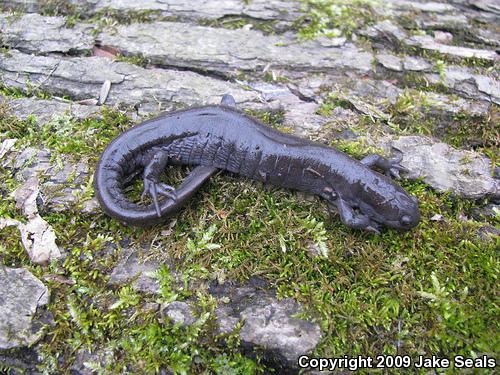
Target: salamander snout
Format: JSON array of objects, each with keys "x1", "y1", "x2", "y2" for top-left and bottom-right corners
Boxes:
[
  {"x1": 400, "y1": 215, "x2": 412, "y2": 226},
  {"x1": 396, "y1": 201, "x2": 420, "y2": 230}
]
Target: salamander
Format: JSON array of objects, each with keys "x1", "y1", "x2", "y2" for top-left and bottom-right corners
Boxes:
[{"x1": 94, "y1": 95, "x2": 420, "y2": 232}]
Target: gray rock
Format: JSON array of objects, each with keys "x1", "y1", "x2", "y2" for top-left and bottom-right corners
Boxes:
[
  {"x1": 246, "y1": 81, "x2": 293, "y2": 102},
  {"x1": 476, "y1": 225, "x2": 500, "y2": 242},
  {"x1": 360, "y1": 20, "x2": 408, "y2": 44},
  {"x1": 391, "y1": 89, "x2": 491, "y2": 123},
  {"x1": 42, "y1": 157, "x2": 91, "y2": 212},
  {"x1": 389, "y1": 1, "x2": 457, "y2": 13},
  {"x1": 407, "y1": 34, "x2": 498, "y2": 61},
  {"x1": 93, "y1": 0, "x2": 303, "y2": 22},
  {"x1": 0, "y1": 138, "x2": 16, "y2": 160},
  {"x1": 98, "y1": 22, "x2": 373, "y2": 76},
  {"x1": 314, "y1": 36, "x2": 347, "y2": 47},
  {"x1": 0, "y1": 12, "x2": 94, "y2": 54},
  {"x1": 0, "y1": 0, "x2": 39, "y2": 12},
  {"x1": 416, "y1": 14, "x2": 469, "y2": 30},
  {"x1": 472, "y1": 203, "x2": 499, "y2": 221},
  {"x1": 364, "y1": 20, "x2": 498, "y2": 63},
  {"x1": 161, "y1": 301, "x2": 196, "y2": 326},
  {"x1": 293, "y1": 75, "x2": 403, "y2": 107},
  {"x1": 389, "y1": 136, "x2": 498, "y2": 198},
  {"x1": 469, "y1": 0, "x2": 500, "y2": 15},
  {"x1": 350, "y1": 79, "x2": 403, "y2": 105},
  {"x1": 0, "y1": 348, "x2": 42, "y2": 374},
  {"x1": 0, "y1": 266, "x2": 49, "y2": 349},
  {"x1": 288, "y1": 74, "x2": 335, "y2": 102},
  {"x1": 1, "y1": 95, "x2": 100, "y2": 125},
  {"x1": 2, "y1": 142, "x2": 93, "y2": 212},
  {"x1": 433, "y1": 31, "x2": 454, "y2": 44},
  {"x1": 212, "y1": 279, "x2": 322, "y2": 369},
  {"x1": 422, "y1": 91, "x2": 491, "y2": 118},
  {"x1": 0, "y1": 50, "x2": 259, "y2": 111},
  {"x1": 244, "y1": 82, "x2": 333, "y2": 136},
  {"x1": 1, "y1": 0, "x2": 303, "y2": 24},
  {"x1": 376, "y1": 53, "x2": 403, "y2": 71},
  {"x1": 81, "y1": 197, "x2": 101, "y2": 214},
  {"x1": 283, "y1": 100, "x2": 331, "y2": 136},
  {"x1": 475, "y1": 28, "x2": 500, "y2": 47},
  {"x1": 402, "y1": 56, "x2": 432, "y2": 71},
  {"x1": 425, "y1": 67, "x2": 500, "y2": 104},
  {"x1": 5, "y1": 147, "x2": 52, "y2": 181},
  {"x1": 108, "y1": 247, "x2": 163, "y2": 293},
  {"x1": 71, "y1": 347, "x2": 115, "y2": 375},
  {"x1": 239, "y1": 296, "x2": 321, "y2": 368}
]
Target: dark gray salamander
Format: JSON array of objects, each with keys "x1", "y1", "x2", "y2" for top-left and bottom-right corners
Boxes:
[{"x1": 95, "y1": 96, "x2": 420, "y2": 232}]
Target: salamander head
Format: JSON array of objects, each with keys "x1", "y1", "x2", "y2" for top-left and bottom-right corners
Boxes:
[
  {"x1": 324, "y1": 172, "x2": 420, "y2": 231},
  {"x1": 355, "y1": 175, "x2": 420, "y2": 231}
]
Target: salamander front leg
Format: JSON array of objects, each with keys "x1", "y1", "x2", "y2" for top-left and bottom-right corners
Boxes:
[
  {"x1": 336, "y1": 198, "x2": 381, "y2": 234},
  {"x1": 142, "y1": 151, "x2": 177, "y2": 217},
  {"x1": 360, "y1": 153, "x2": 408, "y2": 180}
]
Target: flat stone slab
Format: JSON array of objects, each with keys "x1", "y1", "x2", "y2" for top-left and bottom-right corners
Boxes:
[
  {"x1": 0, "y1": 50, "x2": 258, "y2": 111},
  {"x1": 363, "y1": 20, "x2": 498, "y2": 62},
  {"x1": 98, "y1": 22, "x2": 373, "y2": 75},
  {"x1": 377, "y1": 53, "x2": 432, "y2": 72},
  {"x1": 1, "y1": 0, "x2": 302, "y2": 22},
  {"x1": 0, "y1": 94, "x2": 100, "y2": 125},
  {"x1": 93, "y1": 0, "x2": 302, "y2": 21},
  {"x1": 0, "y1": 12, "x2": 94, "y2": 54},
  {"x1": 239, "y1": 295, "x2": 321, "y2": 368},
  {"x1": 161, "y1": 301, "x2": 196, "y2": 326},
  {"x1": 389, "y1": 0, "x2": 458, "y2": 13},
  {"x1": 406, "y1": 34, "x2": 498, "y2": 61},
  {"x1": 422, "y1": 91, "x2": 491, "y2": 118},
  {"x1": 1, "y1": 142, "x2": 95, "y2": 215},
  {"x1": 108, "y1": 247, "x2": 175, "y2": 294},
  {"x1": 426, "y1": 67, "x2": 500, "y2": 105},
  {"x1": 212, "y1": 279, "x2": 321, "y2": 369},
  {"x1": 0, "y1": 0, "x2": 39, "y2": 12},
  {"x1": 470, "y1": 0, "x2": 500, "y2": 15},
  {"x1": 0, "y1": 266, "x2": 49, "y2": 349},
  {"x1": 389, "y1": 136, "x2": 498, "y2": 199}
]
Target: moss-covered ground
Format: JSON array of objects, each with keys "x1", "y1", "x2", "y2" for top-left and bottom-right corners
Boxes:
[
  {"x1": 0, "y1": 0, "x2": 499, "y2": 373},
  {"x1": 0, "y1": 93, "x2": 498, "y2": 373}
]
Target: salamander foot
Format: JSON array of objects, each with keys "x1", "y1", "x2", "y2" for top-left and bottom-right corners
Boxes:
[
  {"x1": 360, "y1": 153, "x2": 408, "y2": 180},
  {"x1": 141, "y1": 151, "x2": 178, "y2": 217},
  {"x1": 141, "y1": 179, "x2": 177, "y2": 217},
  {"x1": 335, "y1": 198, "x2": 380, "y2": 234}
]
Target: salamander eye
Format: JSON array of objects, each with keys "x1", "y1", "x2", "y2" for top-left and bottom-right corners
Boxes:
[{"x1": 400, "y1": 215, "x2": 412, "y2": 226}]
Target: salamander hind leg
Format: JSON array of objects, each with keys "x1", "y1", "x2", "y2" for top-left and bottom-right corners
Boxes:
[
  {"x1": 142, "y1": 151, "x2": 177, "y2": 217},
  {"x1": 360, "y1": 153, "x2": 408, "y2": 180}
]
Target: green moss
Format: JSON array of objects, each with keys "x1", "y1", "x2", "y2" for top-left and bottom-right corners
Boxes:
[
  {"x1": 243, "y1": 109, "x2": 287, "y2": 131},
  {"x1": 413, "y1": 47, "x2": 498, "y2": 70},
  {"x1": 318, "y1": 85, "x2": 498, "y2": 163},
  {"x1": 114, "y1": 53, "x2": 150, "y2": 68},
  {"x1": 294, "y1": 0, "x2": 381, "y2": 39},
  {"x1": 317, "y1": 92, "x2": 356, "y2": 115},
  {"x1": 38, "y1": 0, "x2": 77, "y2": 16},
  {"x1": 1, "y1": 92, "x2": 499, "y2": 373},
  {"x1": 0, "y1": 82, "x2": 53, "y2": 101},
  {"x1": 387, "y1": 90, "x2": 499, "y2": 161},
  {"x1": 91, "y1": 8, "x2": 164, "y2": 25},
  {"x1": 0, "y1": 106, "x2": 131, "y2": 161},
  {"x1": 263, "y1": 70, "x2": 290, "y2": 83},
  {"x1": 199, "y1": 16, "x2": 279, "y2": 35}
]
